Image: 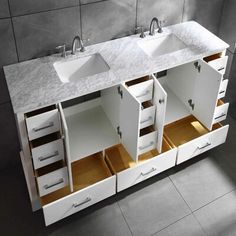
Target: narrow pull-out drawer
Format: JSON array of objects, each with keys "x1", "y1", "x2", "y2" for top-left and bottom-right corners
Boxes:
[
  {"x1": 117, "y1": 148, "x2": 176, "y2": 192},
  {"x1": 140, "y1": 102, "x2": 155, "y2": 129},
  {"x1": 218, "y1": 79, "x2": 228, "y2": 99},
  {"x1": 43, "y1": 176, "x2": 116, "y2": 226},
  {"x1": 37, "y1": 167, "x2": 68, "y2": 197},
  {"x1": 138, "y1": 128, "x2": 157, "y2": 155},
  {"x1": 213, "y1": 101, "x2": 229, "y2": 124},
  {"x1": 26, "y1": 109, "x2": 60, "y2": 141},
  {"x1": 128, "y1": 79, "x2": 153, "y2": 103},
  {"x1": 208, "y1": 56, "x2": 228, "y2": 75},
  {"x1": 177, "y1": 125, "x2": 229, "y2": 164},
  {"x1": 105, "y1": 141, "x2": 177, "y2": 192},
  {"x1": 32, "y1": 139, "x2": 64, "y2": 169}
]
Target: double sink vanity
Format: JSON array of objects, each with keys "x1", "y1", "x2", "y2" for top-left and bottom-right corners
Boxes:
[{"x1": 4, "y1": 21, "x2": 230, "y2": 226}]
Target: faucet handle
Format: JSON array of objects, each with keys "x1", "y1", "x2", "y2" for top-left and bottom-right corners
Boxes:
[
  {"x1": 158, "y1": 20, "x2": 166, "y2": 33},
  {"x1": 135, "y1": 26, "x2": 146, "y2": 38},
  {"x1": 56, "y1": 44, "x2": 66, "y2": 58}
]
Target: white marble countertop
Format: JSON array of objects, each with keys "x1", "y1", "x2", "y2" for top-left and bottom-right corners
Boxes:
[{"x1": 4, "y1": 21, "x2": 229, "y2": 114}]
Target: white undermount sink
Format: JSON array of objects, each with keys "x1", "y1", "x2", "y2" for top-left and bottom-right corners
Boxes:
[
  {"x1": 54, "y1": 53, "x2": 110, "y2": 83},
  {"x1": 138, "y1": 33, "x2": 187, "y2": 58}
]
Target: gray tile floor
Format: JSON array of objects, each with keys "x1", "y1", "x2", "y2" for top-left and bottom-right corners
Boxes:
[{"x1": 1, "y1": 113, "x2": 236, "y2": 236}]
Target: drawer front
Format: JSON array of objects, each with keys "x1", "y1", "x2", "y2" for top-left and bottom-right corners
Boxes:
[
  {"x1": 26, "y1": 109, "x2": 60, "y2": 141},
  {"x1": 208, "y1": 56, "x2": 228, "y2": 75},
  {"x1": 37, "y1": 167, "x2": 68, "y2": 197},
  {"x1": 128, "y1": 80, "x2": 153, "y2": 103},
  {"x1": 213, "y1": 103, "x2": 229, "y2": 124},
  {"x1": 218, "y1": 79, "x2": 228, "y2": 99},
  {"x1": 138, "y1": 130, "x2": 157, "y2": 155},
  {"x1": 117, "y1": 148, "x2": 177, "y2": 192},
  {"x1": 177, "y1": 125, "x2": 229, "y2": 164},
  {"x1": 32, "y1": 139, "x2": 64, "y2": 170},
  {"x1": 43, "y1": 176, "x2": 116, "y2": 226},
  {"x1": 140, "y1": 105, "x2": 156, "y2": 129}
]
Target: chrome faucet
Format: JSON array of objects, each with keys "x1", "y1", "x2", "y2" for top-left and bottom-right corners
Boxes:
[
  {"x1": 149, "y1": 17, "x2": 164, "y2": 35},
  {"x1": 71, "y1": 35, "x2": 85, "y2": 55}
]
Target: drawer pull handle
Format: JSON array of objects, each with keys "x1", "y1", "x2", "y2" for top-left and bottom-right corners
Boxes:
[
  {"x1": 38, "y1": 151, "x2": 59, "y2": 161},
  {"x1": 159, "y1": 99, "x2": 165, "y2": 104},
  {"x1": 198, "y1": 142, "x2": 211, "y2": 150},
  {"x1": 44, "y1": 178, "x2": 64, "y2": 189},
  {"x1": 141, "y1": 167, "x2": 156, "y2": 176},
  {"x1": 139, "y1": 141, "x2": 154, "y2": 151},
  {"x1": 218, "y1": 67, "x2": 225, "y2": 71},
  {"x1": 219, "y1": 90, "x2": 225, "y2": 94},
  {"x1": 214, "y1": 113, "x2": 226, "y2": 120},
  {"x1": 73, "y1": 197, "x2": 91, "y2": 208},
  {"x1": 140, "y1": 116, "x2": 152, "y2": 124},
  {"x1": 33, "y1": 122, "x2": 54, "y2": 132},
  {"x1": 136, "y1": 90, "x2": 150, "y2": 98}
]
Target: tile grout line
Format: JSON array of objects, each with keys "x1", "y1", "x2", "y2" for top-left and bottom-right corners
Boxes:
[
  {"x1": 9, "y1": 5, "x2": 80, "y2": 18},
  {"x1": 181, "y1": 0, "x2": 185, "y2": 23},
  {"x1": 167, "y1": 175, "x2": 193, "y2": 213},
  {"x1": 192, "y1": 187, "x2": 236, "y2": 213},
  {"x1": 150, "y1": 212, "x2": 193, "y2": 236},
  {"x1": 115, "y1": 199, "x2": 134, "y2": 236},
  {"x1": 7, "y1": 0, "x2": 20, "y2": 63},
  {"x1": 191, "y1": 211, "x2": 208, "y2": 236}
]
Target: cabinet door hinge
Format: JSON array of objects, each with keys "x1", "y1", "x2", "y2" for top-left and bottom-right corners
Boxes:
[
  {"x1": 117, "y1": 126, "x2": 122, "y2": 139},
  {"x1": 188, "y1": 99, "x2": 195, "y2": 110},
  {"x1": 194, "y1": 62, "x2": 201, "y2": 73},
  {"x1": 117, "y1": 86, "x2": 123, "y2": 99}
]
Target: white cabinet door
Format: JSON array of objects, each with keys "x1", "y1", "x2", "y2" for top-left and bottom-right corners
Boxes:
[
  {"x1": 192, "y1": 60, "x2": 222, "y2": 130},
  {"x1": 152, "y1": 74, "x2": 167, "y2": 153},
  {"x1": 119, "y1": 84, "x2": 140, "y2": 162},
  {"x1": 58, "y1": 103, "x2": 73, "y2": 192}
]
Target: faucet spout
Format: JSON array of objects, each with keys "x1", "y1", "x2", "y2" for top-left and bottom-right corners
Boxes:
[
  {"x1": 71, "y1": 35, "x2": 85, "y2": 55},
  {"x1": 149, "y1": 17, "x2": 163, "y2": 35}
]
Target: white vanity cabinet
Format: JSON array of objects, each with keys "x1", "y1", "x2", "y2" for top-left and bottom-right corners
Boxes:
[{"x1": 17, "y1": 52, "x2": 229, "y2": 226}]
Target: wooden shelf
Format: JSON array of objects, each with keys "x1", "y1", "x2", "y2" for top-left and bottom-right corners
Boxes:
[
  {"x1": 40, "y1": 152, "x2": 112, "y2": 205},
  {"x1": 105, "y1": 140, "x2": 172, "y2": 174},
  {"x1": 164, "y1": 115, "x2": 221, "y2": 147}
]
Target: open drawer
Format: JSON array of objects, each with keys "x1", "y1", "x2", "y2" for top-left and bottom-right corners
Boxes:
[
  {"x1": 138, "y1": 126, "x2": 157, "y2": 155},
  {"x1": 41, "y1": 152, "x2": 116, "y2": 226},
  {"x1": 25, "y1": 105, "x2": 60, "y2": 141},
  {"x1": 205, "y1": 53, "x2": 228, "y2": 75},
  {"x1": 30, "y1": 132, "x2": 64, "y2": 170},
  {"x1": 140, "y1": 101, "x2": 156, "y2": 129},
  {"x1": 125, "y1": 76, "x2": 153, "y2": 103},
  {"x1": 36, "y1": 161, "x2": 69, "y2": 197},
  {"x1": 105, "y1": 139, "x2": 177, "y2": 192},
  {"x1": 213, "y1": 100, "x2": 229, "y2": 124},
  {"x1": 164, "y1": 115, "x2": 229, "y2": 165}
]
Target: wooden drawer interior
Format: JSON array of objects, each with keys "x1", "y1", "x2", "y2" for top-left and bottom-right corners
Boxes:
[
  {"x1": 25, "y1": 104, "x2": 57, "y2": 118},
  {"x1": 105, "y1": 139, "x2": 172, "y2": 174},
  {"x1": 36, "y1": 160, "x2": 66, "y2": 178},
  {"x1": 141, "y1": 101, "x2": 153, "y2": 109},
  {"x1": 217, "y1": 99, "x2": 224, "y2": 107},
  {"x1": 203, "y1": 52, "x2": 222, "y2": 63},
  {"x1": 125, "y1": 76, "x2": 150, "y2": 87},
  {"x1": 30, "y1": 132, "x2": 61, "y2": 149},
  {"x1": 140, "y1": 125, "x2": 155, "y2": 137},
  {"x1": 40, "y1": 152, "x2": 112, "y2": 206},
  {"x1": 164, "y1": 115, "x2": 222, "y2": 147}
]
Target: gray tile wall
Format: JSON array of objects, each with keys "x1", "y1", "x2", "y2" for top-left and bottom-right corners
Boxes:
[{"x1": 0, "y1": 0, "x2": 231, "y2": 170}]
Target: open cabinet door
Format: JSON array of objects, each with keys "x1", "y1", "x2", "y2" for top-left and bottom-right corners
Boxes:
[
  {"x1": 58, "y1": 103, "x2": 73, "y2": 192},
  {"x1": 119, "y1": 84, "x2": 141, "y2": 162},
  {"x1": 152, "y1": 74, "x2": 167, "y2": 153},
  {"x1": 192, "y1": 60, "x2": 222, "y2": 130}
]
